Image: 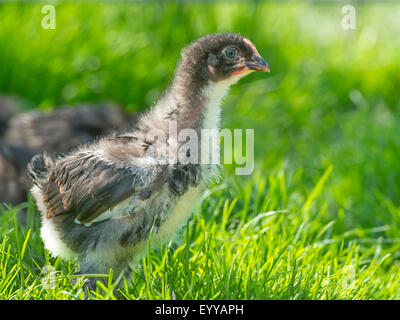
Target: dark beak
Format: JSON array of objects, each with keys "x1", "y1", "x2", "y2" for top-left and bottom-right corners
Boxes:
[{"x1": 246, "y1": 54, "x2": 270, "y2": 72}]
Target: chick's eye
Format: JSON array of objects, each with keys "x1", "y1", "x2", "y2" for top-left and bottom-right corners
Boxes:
[{"x1": 224, "y1": 48, "x2": 237, "y2": 59}]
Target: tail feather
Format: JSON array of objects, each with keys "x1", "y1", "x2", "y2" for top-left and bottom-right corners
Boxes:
[{"x1": 27, "y1": 154, "x2": 54, "y2": 190}]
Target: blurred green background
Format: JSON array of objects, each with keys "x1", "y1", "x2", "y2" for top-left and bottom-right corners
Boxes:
[
  {"x1": 0, "y1": 0, "x2": 400, "y2": 299},
  {"x1": 1, "y1": 0, "x2": 399, "y2": 230}
]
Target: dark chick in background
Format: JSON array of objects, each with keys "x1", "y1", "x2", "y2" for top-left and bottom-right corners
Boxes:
[{"x1": 28, "y1": 33, "x2": 270, "y2": 292}]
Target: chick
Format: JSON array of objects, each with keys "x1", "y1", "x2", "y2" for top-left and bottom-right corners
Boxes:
[{"x1": 28, "y1": 33, "x2": 269, "y2": 291}]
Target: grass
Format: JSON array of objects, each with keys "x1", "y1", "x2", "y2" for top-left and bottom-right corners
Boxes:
[
  {"x1": 1, "y1": 1, "x2": 400, "y2": 299},
  {"x1": 2, "y1": 168, "x2": 400, "y2": 299}
]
